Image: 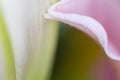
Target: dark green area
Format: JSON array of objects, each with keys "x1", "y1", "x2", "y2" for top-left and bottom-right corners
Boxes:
[{"x1": 50, "y1": 23, "x2": 102, "y2": 80}]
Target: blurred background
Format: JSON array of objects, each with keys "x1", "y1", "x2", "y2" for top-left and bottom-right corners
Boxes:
[{"x1": 50, "y1": 23, "x2": 118, "y2": 80}]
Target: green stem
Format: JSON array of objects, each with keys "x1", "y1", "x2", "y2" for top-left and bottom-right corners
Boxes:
[{"x1": 0, "y1": 9, "x2": 16, "y2": 80}]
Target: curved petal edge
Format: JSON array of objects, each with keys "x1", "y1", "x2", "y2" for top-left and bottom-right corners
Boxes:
[{"x1": 46, "y1": 1, "x2": 120, "y2": 61}]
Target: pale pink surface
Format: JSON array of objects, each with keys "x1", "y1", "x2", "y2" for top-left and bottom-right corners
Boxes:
[
  {"x1": 48, "y1": 0, "x2": 120, "y2": 60},
  {"x1": 91, "y1": 57, "x2": 117, "y2": 80}
]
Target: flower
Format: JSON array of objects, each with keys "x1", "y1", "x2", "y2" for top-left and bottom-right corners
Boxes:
[
  {"x1": 0, "y1": 0, "x2": 58, "y2": 80},
  {"x1": 1, "y1": 0, "x2": 120, "y2": 80},
  {"x1": 47, "y1": 0, "x2": 120, "y2": 61}
]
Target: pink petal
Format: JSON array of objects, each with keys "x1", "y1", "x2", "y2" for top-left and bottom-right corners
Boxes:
[
  {"x1": 91, "y1": 57, "x2": 117, "y2": 80},
  {"x1": 47, "y1": 0, "x2": 120, "y2": 60}
]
